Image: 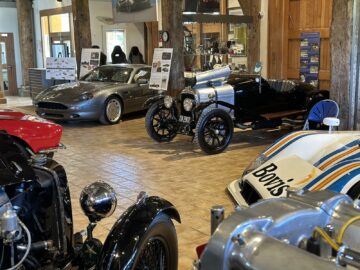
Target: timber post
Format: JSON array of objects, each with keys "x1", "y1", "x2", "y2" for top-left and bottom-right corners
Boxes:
[
  {"x1": 161, "y1": 0, "x2": 185, "y2": 97},
  {"x1": 72, "y1": 0, "x2": 92, "y2": 77}
]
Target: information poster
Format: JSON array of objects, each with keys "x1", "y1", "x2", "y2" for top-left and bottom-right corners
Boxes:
[
  {"x1": 80, "y1": 48, "x2": 101, "y2": 77},
  {"x1": 46, "y1": 57, "x2": 77, "y2": 80},
  {"x1": 149, "y1": 48, "x2": 173, "y2": 91},
  {"x1": 300, "y1": 32, "x2": 321, "y2": 87},
  {"x1": 0, "y1": 44, "x2": 4, "y2": 96}
]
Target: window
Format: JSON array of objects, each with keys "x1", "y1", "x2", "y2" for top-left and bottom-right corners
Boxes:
[
  {"x1": 105, "y1": 30, "x2": 126, "y2": 62},
  {"x1": 81, "y1": 66, "x2": 133, "y2": 83}
]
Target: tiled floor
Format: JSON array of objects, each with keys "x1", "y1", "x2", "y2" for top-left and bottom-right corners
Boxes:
[{"x1": 1, "y1": 97, "x2": 287, "y2": 269}]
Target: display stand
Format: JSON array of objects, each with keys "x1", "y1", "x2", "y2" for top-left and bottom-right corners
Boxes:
[{"x1": 0, "y1": 44, "x2": 7, "y2": 104}]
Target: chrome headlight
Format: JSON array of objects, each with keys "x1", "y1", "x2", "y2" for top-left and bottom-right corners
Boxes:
[
  {"x1": 242, "y1": 154, "x2": 268, "y2": 178},
  {"x1": 183, "y1": 98, "x2": 194, "y2": 112},
  {"x1": 78, "y1": 92, "x2": 94, "y2": 101},
  {"x1": 164, "y1": 96, "x2": 173, "y2": 108}
]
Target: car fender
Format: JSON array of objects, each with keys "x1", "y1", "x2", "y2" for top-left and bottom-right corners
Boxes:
[
  {"x1": 143, "y1": 95, "x2": 165, "y2": 109},
  {"x1": 96, "y1": 195, "x2": 180, "y2": 270}
]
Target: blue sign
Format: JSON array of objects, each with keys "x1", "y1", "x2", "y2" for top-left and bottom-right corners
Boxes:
[{"x1": 300, "y1": 32, "x2": 320, "y2": 88}]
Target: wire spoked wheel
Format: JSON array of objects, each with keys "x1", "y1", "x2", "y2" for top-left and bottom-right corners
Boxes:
[
  {"x1": 134, "y1": 238, "x2": 168, "y2": 270},
  {"x1": 131, "y1": 213, "x2": 178, "y2": 270},
  {"x1": 145, "y1": 101, "x2": 177, "y2": 142},
  {"x1": 195, "y1": 108, "x2": 234, "y2": 154}
]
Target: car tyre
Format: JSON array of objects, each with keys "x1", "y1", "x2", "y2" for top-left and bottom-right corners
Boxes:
[
  {"x1": 347, "y1": 182, "x2": 360, "y2": 200},
  {"x1": 145, "y1": 101, "x2": 177, "y2": 142},
  {"x1": 195, "y1": 107, "x2": 234, "y2": 155},
  {"x1": 131, "y1": 213, "x2": 178, "y2": 270},
  {"x1": 99, "y1": 96, "x2": 122, "y2": 125}
]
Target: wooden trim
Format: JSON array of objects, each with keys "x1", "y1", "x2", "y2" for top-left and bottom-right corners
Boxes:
[{"x1": 40, "y1": 6, "x2": 72, "y2": 17}]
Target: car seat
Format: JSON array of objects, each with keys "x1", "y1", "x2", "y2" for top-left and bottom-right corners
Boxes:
[
  {"x1": 303, "y1": 99, "x2": 339, "y2": 130},
  {"x1": 267, "y1": 80, "x2": 296, "y2": 93}
]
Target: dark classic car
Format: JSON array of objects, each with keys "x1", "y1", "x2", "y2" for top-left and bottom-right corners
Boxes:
[
  {"x1": 116, "y1": 0, "x2": 152, "y2": 13},
  {"x1": 35, "y1": 64, "x2": 161, "y2": 125},
  {"x1": 145, "y1": 66, "x2": 327, "y2": 154},
  {"x1": 0, "y1": 133, "x2": 179, "y2": 269}
]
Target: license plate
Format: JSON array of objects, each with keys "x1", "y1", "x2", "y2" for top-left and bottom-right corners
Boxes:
[{"x1": 179, "y1": 115, "x2": 191, "y2": 123}]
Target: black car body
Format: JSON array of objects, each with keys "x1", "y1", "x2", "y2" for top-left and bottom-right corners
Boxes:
[
  {"x1": 145, "y1": 66, "x2": 327, "y2": 154},
  {"x1": 0, "y1": 133, "x2": 179, "y2": 269}
]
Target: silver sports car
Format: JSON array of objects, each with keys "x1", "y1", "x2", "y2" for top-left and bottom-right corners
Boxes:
[{"x1": 35, "y1": 64, "x2": 161, "y2": 124}]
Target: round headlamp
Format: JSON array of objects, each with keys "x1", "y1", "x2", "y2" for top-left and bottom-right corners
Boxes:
[
  {"x1": 164, "y1": 96, "x2": 173, "y2": 108},
  {"x1": 183, "y1": 98, "x2": 194, "y2": 112}
]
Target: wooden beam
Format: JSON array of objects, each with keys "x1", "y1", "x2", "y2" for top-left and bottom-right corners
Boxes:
[
  {"x1": 16, "y1": 0, "x2": 35, "y2": 87},
  {"x1": 72, "y1": 0, "x2": 92, "y2": 76},
  {"x1": 238, "y1": 0, "x2": 261, "y2": 72},
  {"x1": 161, "y1": 0, "x2": 185, "y2": 97},
  {"x1": 330, "y1": 0, "x2": 354, "y2": 129}
]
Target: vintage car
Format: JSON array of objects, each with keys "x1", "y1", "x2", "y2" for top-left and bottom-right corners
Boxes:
[
  {"x1": 0, "y1": 109, "x2": 63, "y2": 158},
  {"x1": 0, "y1": 133, "x2": 180, "y2": 269},
  {"x1": 228, "y1": 130, "x2": 360, "y2": 206},
  {"x1": 145, "y1": 66, "x2": 327, "y2": 154},
  {"x1": 34, "y1": 64, "x2": 159, "y2": 125},
  {"x1": 192, "y1": 189, "x2": 360, "y2": 269},
  {"x1": 116, "y1": 0, "x2": 152, "y2": 13}
]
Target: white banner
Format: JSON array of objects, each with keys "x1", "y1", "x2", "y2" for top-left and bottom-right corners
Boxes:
[
  {"x1": 80, "y1": 48, "x2": 102, "y2": 78},
  {"x1": 149, "y1": 48, "x2": 173, "y2": 91},
  {"x1": 45, "y1": 57, "x2": 77, "y2": 80}
]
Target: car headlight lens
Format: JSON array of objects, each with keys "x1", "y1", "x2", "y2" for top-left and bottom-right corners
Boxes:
[
  {"x1": 78, "y1": 92, "x2": 94, "y2": 101},
  {"x1": 241, "y1": 154, "x2": 268, "y2": 178},
  {"x1": 183, "y1": 98, "x2": 194, "y2": 112},
  {"x1": 164, "y1": 96, "x2": 173, "y2": 108}
]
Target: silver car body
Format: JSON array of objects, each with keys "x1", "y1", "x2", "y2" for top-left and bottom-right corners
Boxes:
[
  {"x1": 196, "y1": 190, "x2": 360, "y2": 269},
  {"x1": 34, "y1": 64, "x2": 159, "y2": 121}
]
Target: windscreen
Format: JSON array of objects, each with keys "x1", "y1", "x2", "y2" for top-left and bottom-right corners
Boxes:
[{"x1": 81, "y1": 66, "x2": 133, "y2": 83}]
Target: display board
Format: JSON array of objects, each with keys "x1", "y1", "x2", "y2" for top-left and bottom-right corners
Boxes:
[
  {"x1": 300, "y1": 32, "x2": 321, "y2": 87},
  {"x1": 80, "y1": 48, "x2": 101, "y2": 77},
  {"x1": 112, "y1": 0, "x2": 157, "y2": 23},
  {"x1": 149, "y1": 48, "x2": 173, "y2": 91},
  {"x1": 46, "y1": 57, "x2": 77, "y2": 80}
]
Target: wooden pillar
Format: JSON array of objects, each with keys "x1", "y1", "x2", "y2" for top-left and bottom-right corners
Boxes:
[
  {"x1": 330, "y1": 0, "x2": 358, "y2": 129},
  {"x1": 16, "y1": 0, "x2": 35, "y2": 87},
  {"x1": 238, "y1": 0, "x2": 261, "y2": 72},
  {"x1": 0, "y1": 44, "x2": 7, "y2": 104},
  {"x1": 145, "y1": 22, "x2": 159, "y2": 65},
  {"x1": 161, "y1": 0, "x2": 185, "y2": 97},
  {"x1": 72, "y1": 0, "x2": 92, "y2": 76}
]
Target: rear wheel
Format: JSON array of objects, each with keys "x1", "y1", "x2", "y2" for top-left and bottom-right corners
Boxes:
[
  {"x1": 145, "y1": 101, "x2": 177, "y2": 142},
  {"x1": 195, "y1": 107, "x2": 234, "y2": 155},
  {"x1": 99, "y1": 96, "x2": 122, "y2": 125},
  {"x1": 132, "y1": 213, "x2": 178, "y2": 270}
]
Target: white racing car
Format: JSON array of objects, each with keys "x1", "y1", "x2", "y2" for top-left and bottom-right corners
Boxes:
[{"x1": 228, "y1": 129, "x2": 360, "y2": 205}]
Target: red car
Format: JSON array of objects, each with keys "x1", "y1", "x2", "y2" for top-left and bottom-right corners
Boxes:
[{"x1": 0, "y1": 110, "x2": 63, "y2": 157}]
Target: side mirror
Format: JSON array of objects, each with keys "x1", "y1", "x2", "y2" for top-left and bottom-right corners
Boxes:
[
  {"x1": 137, "y1": 78, "x2": 148, "y2": 85},
  {"x1": 323, "y1": 117, "x2": 340, "y2": 133}
]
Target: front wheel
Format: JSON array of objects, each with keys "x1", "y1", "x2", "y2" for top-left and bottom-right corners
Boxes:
[
  {"x1": 131, "y1": 213, "x2": 178, "y2": 270},
  {"x1": 195, "y1": 107, "x2": 234, "y2": 155},
  {"x1": 145, "y1": 101, "x2": 177, "y2": 142},
  {"x1": 99, "y1": 96, "x2": 122, "y2": 125}
]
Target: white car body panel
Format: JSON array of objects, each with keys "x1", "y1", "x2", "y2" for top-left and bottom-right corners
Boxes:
[{"x1": 228, "y1": 131, "x2": 360, "y2": 206}]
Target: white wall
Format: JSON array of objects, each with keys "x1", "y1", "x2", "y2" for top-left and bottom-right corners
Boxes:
[
  {"x1": 0, "y1": 7, "x2": 22, "y2": 87},
  {"x1": 89, "y1": 0, "x2": 145, "y2": 61}
]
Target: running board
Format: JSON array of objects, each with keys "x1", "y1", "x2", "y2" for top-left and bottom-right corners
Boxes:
[{"x1": 260, "y1": 110, "x2": 307, "y2": 120}]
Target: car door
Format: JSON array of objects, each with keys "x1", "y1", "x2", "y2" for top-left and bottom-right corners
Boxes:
[{"x1": 131, "y1": 67, "x2": 152, "y2": 109}]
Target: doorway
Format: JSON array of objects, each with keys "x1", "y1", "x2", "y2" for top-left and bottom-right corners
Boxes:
[{"x1": 0, "y1": 33, "x2": 17, "y2": 96}]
